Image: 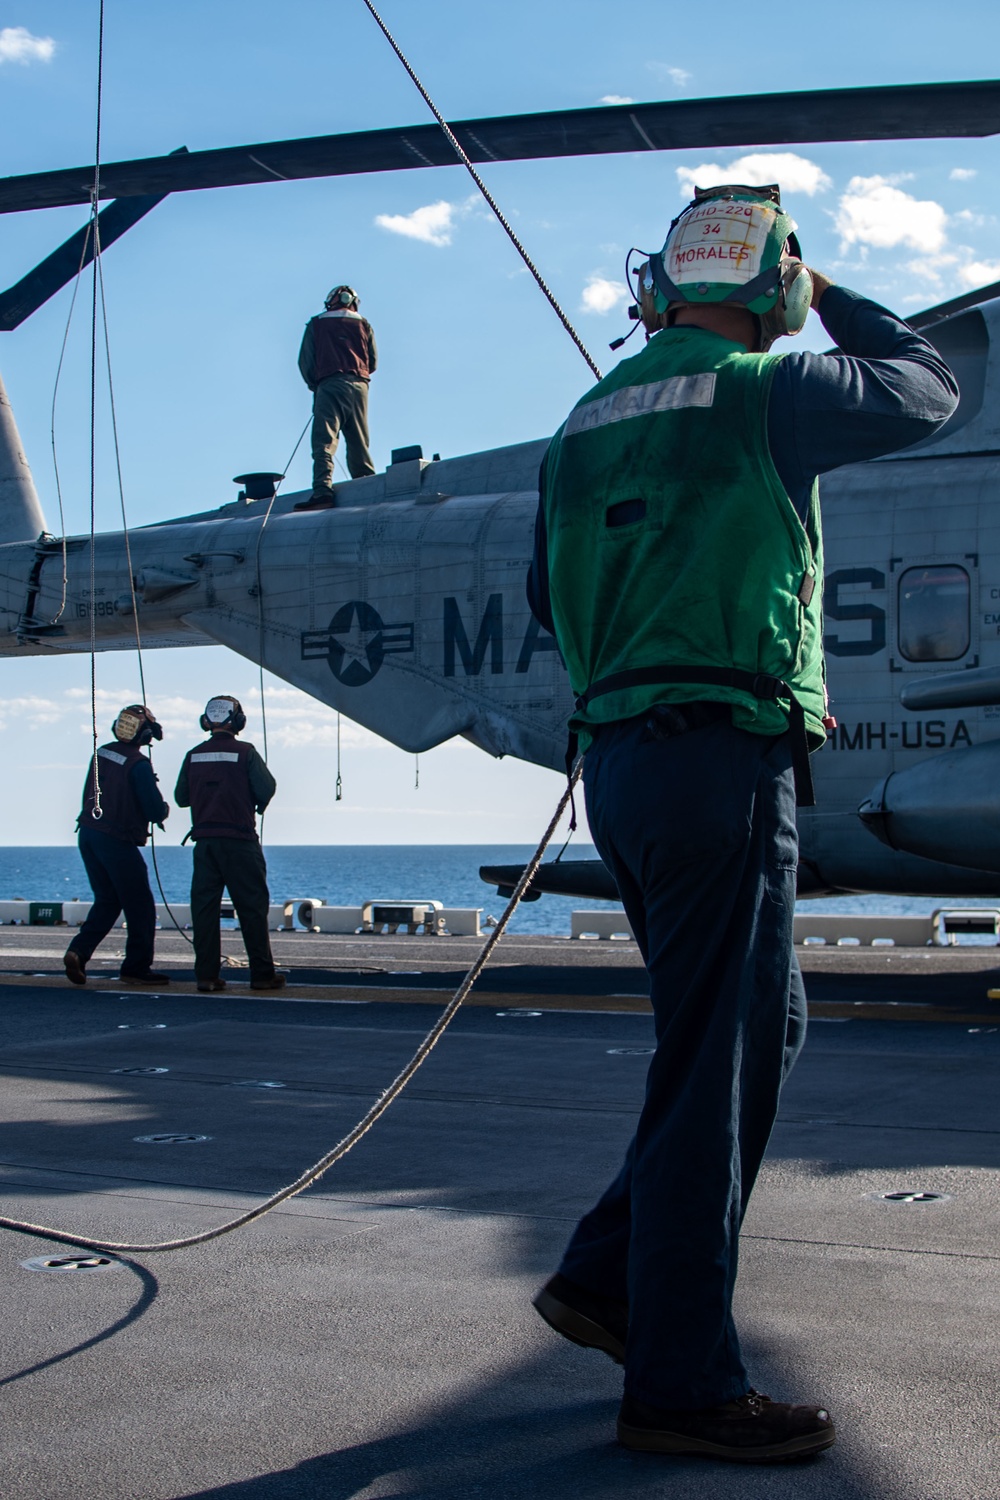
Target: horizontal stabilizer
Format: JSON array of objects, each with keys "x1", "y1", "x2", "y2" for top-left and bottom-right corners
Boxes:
[
  {"x1": 480, "y1": 859, "x2": 619, "y2": 903},
  {"x1": 0, "y1": 148, "x2": 187, "y2": 329},
  {"x1": 908, "y1": 279, "x2": 1000, "y2": 331},
  {"x1": 1, "y1": 83, "x2": 999, "y2": 214}
]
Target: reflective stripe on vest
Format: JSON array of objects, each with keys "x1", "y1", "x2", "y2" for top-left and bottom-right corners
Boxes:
[
  {"x1": 186, "y1": 736, "x2": 256, "y2": 840},
  {"x1": 79, "y1": 741, "x2": 149, "y2": 844},
  {"x1": 564, "y1": 373, "x2": 716, "y2": 437}
]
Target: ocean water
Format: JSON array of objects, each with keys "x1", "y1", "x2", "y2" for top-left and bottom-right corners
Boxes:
[
  {"x1": 0, "y1": 844, "x2": 619, "y2": 937},
  {"x1": 1, "y1": 844, "x2": 997, "y2": 938}
]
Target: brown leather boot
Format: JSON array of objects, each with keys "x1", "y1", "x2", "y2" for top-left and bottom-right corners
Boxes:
[
  {"x1": 63, "y1": 949, "x2": 87, "y2": 986},
  {"x1": 532, "y1": 1273, "x2": 627, "y2": 1364},
  {"x1": 617, "y1": 1390, "x2": 835, "y2": 1463}
]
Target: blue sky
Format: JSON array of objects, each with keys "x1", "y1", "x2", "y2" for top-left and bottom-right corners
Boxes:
[{"x1": 0, "y1": 1, "x2": 997, "y2": 844}]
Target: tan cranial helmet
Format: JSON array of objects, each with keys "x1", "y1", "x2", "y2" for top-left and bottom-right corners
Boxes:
[{"x1": 113, "y1": 705, "x2": 162, "y2": 744}]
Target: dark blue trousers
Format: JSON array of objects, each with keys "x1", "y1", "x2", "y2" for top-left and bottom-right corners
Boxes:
[
  {"x1": 559, "y1": 715, "x2": 807, "y2": 1410},
  {"x1": 68, "y1": 825, "x2": 157, "y2": 978}
]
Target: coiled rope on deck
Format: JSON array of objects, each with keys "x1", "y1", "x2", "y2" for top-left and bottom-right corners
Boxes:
[{"x1": 0, "y1": 763, "x2": 581, "y2": 1255}]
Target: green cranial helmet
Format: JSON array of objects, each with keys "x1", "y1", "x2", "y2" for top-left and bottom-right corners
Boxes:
[{"x1": 643, "y1": 183, "x2": 812, "y2": 346}]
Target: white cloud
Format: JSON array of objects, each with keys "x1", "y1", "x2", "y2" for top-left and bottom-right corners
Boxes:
[
  {"x1": 834, "y1": 175, "x2": 948, "y2": 255},
  {"x1": 600, "y1": 94, "x2": 634, "y2": 105},
  {"x1": 903, "y1": 253, "x2": 959, "y2": 284},
  {"x1": 581, "y1": 276, "x2": 629, "y2": 315},
  {"x1": 957, "y1": 260, "x2": 1000, "y2": 289},
  {"x1": 0, "y1": 694, "x2": 62, "y2": 728},
  {"x1": 375, "y1": 200, "x2": 454, "y2": 247},
  {"x1": 648, "y1": 61, "x2": 691, "y2": 86},
  {"x1": 950, "y1": 167, "x2": 977, "y2": 181},
  {"x1": 0, "y1": 26, "x2": 54, "y2": 64},
  {"x1": 676, "y1": 152, "x2": 832, "y2": 198}
]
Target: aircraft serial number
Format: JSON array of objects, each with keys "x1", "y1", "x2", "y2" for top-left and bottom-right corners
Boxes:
[
  {"x1": 75, "y1": 600, "x2": 118, "y2": 618},
  {"x1": 823, "y1": 719, "x2": 972, "y2": 751}
]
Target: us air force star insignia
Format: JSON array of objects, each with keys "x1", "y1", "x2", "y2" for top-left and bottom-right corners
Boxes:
[{"x1": 300, "y1": 601, "x2": 414, "y2": 686}]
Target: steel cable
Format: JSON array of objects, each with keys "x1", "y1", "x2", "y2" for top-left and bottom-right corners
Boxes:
[{"x1": 359, "y1": 0, "x2": 602, "y2": 382}]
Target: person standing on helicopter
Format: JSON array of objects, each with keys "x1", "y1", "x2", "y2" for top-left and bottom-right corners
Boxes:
[{"x1": 296, "y1": 284, "x2": 377, "y2": 509}]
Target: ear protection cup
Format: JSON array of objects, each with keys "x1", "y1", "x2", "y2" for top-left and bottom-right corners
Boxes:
[
  {"x1": 758, "y1": 260, "x2": 813, "y2": 348},
  {"x1": 325, "y1": 285, "x2": 359, "y2": 310}
]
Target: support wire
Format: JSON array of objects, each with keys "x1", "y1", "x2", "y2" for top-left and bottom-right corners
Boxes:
[
  {"x1": 359, "y1": 0, "x2": 602, "y2": 382},
  {"x1": 86, "y1": 0, "x2": 106, "y2": 819},
  {"x1": 49, "y1": 219, "x2": 93, "y2": 625}
]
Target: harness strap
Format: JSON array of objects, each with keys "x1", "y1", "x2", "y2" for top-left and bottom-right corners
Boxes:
[{"x1": 576, "y1": 665, "x2": 815, "y2": 807}]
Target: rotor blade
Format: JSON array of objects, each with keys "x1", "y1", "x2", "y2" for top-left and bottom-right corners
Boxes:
[
  {"x1": 0, "y1": 148, "x2": 187, "y2": 329},
  {"x1": 907, "y1": 279, "x2": 1000, "y2": 330},
  {"x1": 0, "y1": 81, "x2": 998, "y2": 214}
]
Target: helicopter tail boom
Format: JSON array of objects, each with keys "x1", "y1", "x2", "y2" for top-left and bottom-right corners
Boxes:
[{"x1": 0, "y1": 371, "x2": 45, "y2": 545}]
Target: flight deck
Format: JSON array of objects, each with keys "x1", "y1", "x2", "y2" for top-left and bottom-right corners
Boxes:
[{"x1": 0, "y1": 928, "x2": 998, "y2": 1498}]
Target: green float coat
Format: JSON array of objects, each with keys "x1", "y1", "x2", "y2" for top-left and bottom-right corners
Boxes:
[{"x1": 541, "y1": 325, "x2": 826, "y2": 749}]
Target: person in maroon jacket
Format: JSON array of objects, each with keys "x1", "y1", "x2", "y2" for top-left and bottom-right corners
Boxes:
[
  {"x1": 296, "y1": 284, "x2": 377, "y2": 508},
  {"x1": 174, "y1": 695, "x2": 285, "y2": 993}
]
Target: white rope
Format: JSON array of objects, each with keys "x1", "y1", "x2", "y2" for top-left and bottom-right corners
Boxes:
[
  {"x1": 86, "y1": 0, "x2": 106, "y2": 820},
  {"x1": 48, "y1": 220, "x2": 94, "y2": 625},
  {"x1": 0, "y1": 763, "x2": 582, "y2": 1255}
]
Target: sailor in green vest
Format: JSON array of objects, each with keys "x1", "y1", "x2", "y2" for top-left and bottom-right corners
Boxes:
[{"x1": 527, "y1": 183, "x2": 958, "y2": 1462}]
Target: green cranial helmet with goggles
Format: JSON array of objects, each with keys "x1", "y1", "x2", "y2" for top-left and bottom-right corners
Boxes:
[{"x1": 638, "y1": 183, "x2": 813, "y2": 350}]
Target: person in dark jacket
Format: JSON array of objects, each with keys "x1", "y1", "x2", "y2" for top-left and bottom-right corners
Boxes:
[
  {"x1": 174, "y1": 695, "x2": 284, "y2": 993},
  {"x1": 64, "y1": 704, "x2": 170, "y2": 987},
  {"x1": 296, "y1": 284, "x2": 377, "y2": 508}
]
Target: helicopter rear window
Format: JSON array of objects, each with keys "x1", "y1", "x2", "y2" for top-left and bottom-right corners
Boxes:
[{"x1": 898, "y1": 565, "x2": 970, "y2": 662}]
